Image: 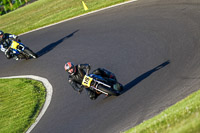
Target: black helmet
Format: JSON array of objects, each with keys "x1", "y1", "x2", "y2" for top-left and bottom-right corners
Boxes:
[{"x1": 0, "y1": 30, "x2": 4, "y2": 36}]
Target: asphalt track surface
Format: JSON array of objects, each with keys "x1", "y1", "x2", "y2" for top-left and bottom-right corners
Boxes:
[{"x1": 0, "y1": 0, "x2": 200, "y2": 132}]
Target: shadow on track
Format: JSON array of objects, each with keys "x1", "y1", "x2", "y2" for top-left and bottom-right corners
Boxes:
[
  {"x1": 121, "y1": 60, "x2": 170, "y2": 94},
  {"x1": 36, "y1": 30, "x2": 79, "y2": 57}
]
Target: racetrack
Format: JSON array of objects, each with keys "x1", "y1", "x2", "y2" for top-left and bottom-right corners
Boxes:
[{"x1": 1, "y1": 0, "x2": 200, "y2": 132}]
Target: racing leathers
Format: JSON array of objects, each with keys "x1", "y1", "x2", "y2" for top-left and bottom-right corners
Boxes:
[
  {"x1": 68, "y1": 64, "x2": 98, "y2": 100},
  {"x1": 0, "y1": 33, "x2": 19, "y2": 59}
]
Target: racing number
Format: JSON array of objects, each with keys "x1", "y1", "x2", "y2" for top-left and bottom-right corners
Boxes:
[
  {"x1": 84, "y1": 77, "x2": 90, "y2": 85},
  {"x1": 82, "y1": 75, "x2": 92, "y2": 87}
]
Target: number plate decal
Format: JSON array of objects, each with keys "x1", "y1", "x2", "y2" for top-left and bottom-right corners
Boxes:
[
  {"x1": 11, "y1": 41, "x2": 19, "y2": 49},
  {"x1": 82, "y1": 75, "x2": 93, "y2": 88}
]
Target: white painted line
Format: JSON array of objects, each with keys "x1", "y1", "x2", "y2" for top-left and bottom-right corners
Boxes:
[
  {"x1": 19, "y1": 0, "x2": 138, "y2": 36},
  {"x1": 0, "y1": 75, "x2": 53, "y2": 133}
]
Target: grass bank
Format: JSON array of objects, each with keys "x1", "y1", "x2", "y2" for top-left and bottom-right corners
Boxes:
[
  {"x1": 0, "y1": 0, "x2": 130, "y2": 35},
  {"x1": 125, "y1": 89, "x2": 200, "y2": 133},
  {"x1": 0, "y1": 78, "x2": 46, "y2": 133}
]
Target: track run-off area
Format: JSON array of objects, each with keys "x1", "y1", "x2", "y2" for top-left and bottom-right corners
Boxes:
[{"x1": 0, "y1": 0, "x2": 200, "y2": 132}]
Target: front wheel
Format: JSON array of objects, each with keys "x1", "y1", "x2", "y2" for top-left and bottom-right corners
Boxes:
[
  {"x1": 113, "y1": 83, "x2": 123, "y2": 92},
  {"x1": 24, "y1": 48, "x2": 37, "y2": 59}
]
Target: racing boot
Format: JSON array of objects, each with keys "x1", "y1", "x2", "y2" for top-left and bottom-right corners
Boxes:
[{"x1": 86, "y1": 88, "x2": 100, "y2": 100}]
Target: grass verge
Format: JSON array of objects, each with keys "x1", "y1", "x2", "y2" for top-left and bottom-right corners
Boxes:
[
  {"x1": 125, "y1": 89, "x2": 200, "y2": 133},
  {"x1": 0, "y1": 0, "x2": 131, "y2": 35},
  {"x1": 0, "y1": 78, "x2": 46, "y2": 133}
]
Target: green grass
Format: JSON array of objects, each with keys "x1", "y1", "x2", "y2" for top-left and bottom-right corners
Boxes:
[
  {"x1": 0, "y1": 0, "x2": 130, "y2": 35},
  {"x1": 125, "y1": 89, "x2": 200, "y2": 133},
  {"x1": 0, "y1": 78, "x2": 46, "y2": 133}
]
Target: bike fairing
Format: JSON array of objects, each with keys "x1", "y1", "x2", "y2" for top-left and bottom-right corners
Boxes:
[
  {"x1": 10, "y1": 41, "x2": 24, "y2": 55},
  {"x1": 82, "y1": 72, "x2": 122, "y2": 96},
  {"x1": 11, "y1": 40, "x2": 37, "y2": 60}
]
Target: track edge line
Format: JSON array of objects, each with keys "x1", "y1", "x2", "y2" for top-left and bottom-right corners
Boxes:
[{"x1": 0, "y1": 75, "x2": 53, "y2": 133}]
